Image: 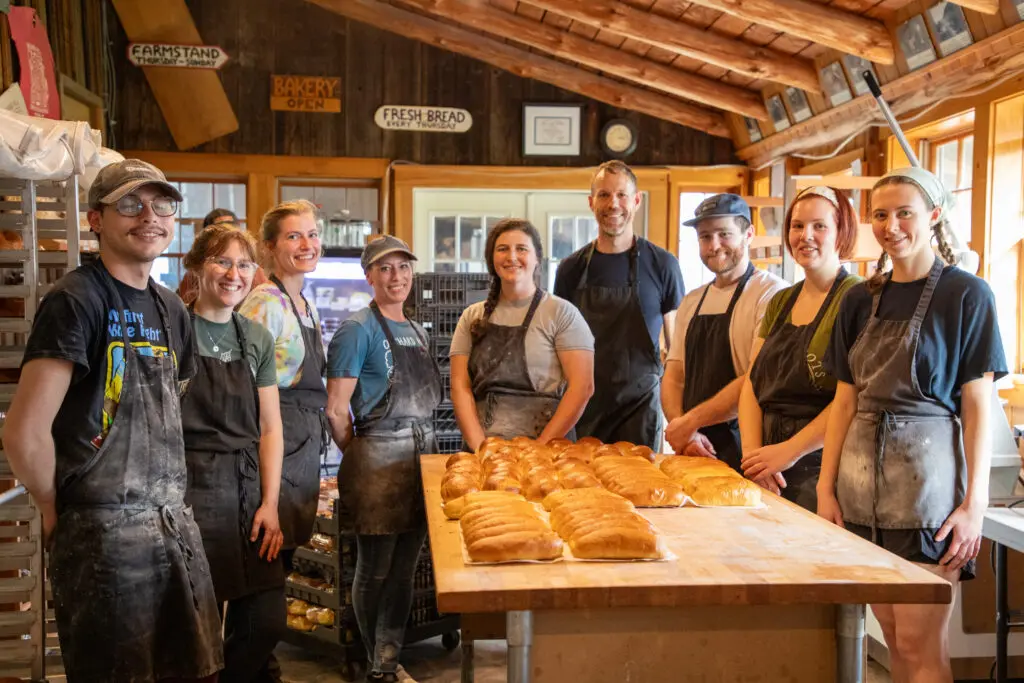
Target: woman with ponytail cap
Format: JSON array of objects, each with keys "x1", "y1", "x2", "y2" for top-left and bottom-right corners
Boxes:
[
  {"x1": 450, "y1": 219, "x2": 595, "y2": 451},
  {"x1": 819, "y1": 167, "x2": 1007, "y2": 680}
]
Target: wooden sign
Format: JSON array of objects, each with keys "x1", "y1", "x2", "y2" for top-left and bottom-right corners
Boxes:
[
  {"x1": 270, "y1": 75, "x2": 341, "y2": 113},
  {"x1": 127, "y1": 42, "x2": 229, "y2": 69},
  {"x1": 374, "y1": 105, "x2": 473, "y2": 132}
]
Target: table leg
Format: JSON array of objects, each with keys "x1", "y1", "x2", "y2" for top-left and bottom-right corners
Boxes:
[
  {"x1": 461, "y1": 640, "x2": 474, "y2": 683},
  {"x1": 997, "y1": 541, "x2": 1009, "y2": 683},
  {"x1": 507, "y1": 610, "x2": 533, "y2": 683},
  {"x1": 836, "y1": 604, "x2": 866, "y2": 683}
]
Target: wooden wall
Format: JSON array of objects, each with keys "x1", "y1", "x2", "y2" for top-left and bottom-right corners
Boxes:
[{"x1": 108, "y1": 0, "x2": 736, "y2": 167}]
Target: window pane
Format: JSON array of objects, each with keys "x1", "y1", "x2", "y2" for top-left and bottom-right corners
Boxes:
[
  {"x1": 434, "y1": 262, "x2": 456, "y2": 273},
  {"x1": 960, "y1": 136, "x2": 974, "y2": 189},
  {"x1": 213, "y1": 183, "x2": 247, "y2": 218},
  {"x1": 551, "y1": 217, "x2": 575, "y2": 259},
  {"x1": 991, "y1": 244, "x2": 1020, "y2": 372},
  {"x1": 935, "y1": 141, "x2": 958, "y2": 191},
  {"x1": 951, "y1": 190, "x2": 971, "y2": 246},
  {"x1": 179, "y1": 182, "x2": 214, "y2": 219},
  {"x1": 459, "y1": 217, "x2": 485, "y2": 261},
  {"x1": 486, "y1": 216, "x2": 504, "y2": 231},
  {"x1": 152, "y1": 256, "x2": 182, "y2": 291},
  {"x1": 178, "y1": 221, "x2": 198, "y2": 255},
  {"x1": 434, "y1": 216, "x2": 456, "y2": 261},
  {"x1": 576, "y1": 217, "x2": 599, "y2": 247},
  {"x1": 459, "y1": 261, "x2": 487, "y2": 273}
]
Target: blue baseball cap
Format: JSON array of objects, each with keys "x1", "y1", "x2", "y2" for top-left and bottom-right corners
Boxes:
[{"x1": 683, "y1": 193, "x2": 751, "y2": 227}]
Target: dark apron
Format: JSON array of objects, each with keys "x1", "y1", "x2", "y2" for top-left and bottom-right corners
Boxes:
[
  {"x1": 182, "y1": 311, "x2": 284, "y2": 603},
  {"x1": 270, "y1": 274, "x2": 328, "y2": 550},
  {"x1": 837, "y1": 259, "x2": 965, "y2": 536},
  {"x1": 682, "y1": 262, "x2": 756, "y2": 472},
  {"x1": 571, "y1": 239, "x2": 662, "y2": 449},
  {"x1": 748, "y1": 272, "x2": 846, "y2": 512},
  {"x1": 49, "y1": 262, "x2": 223, "y2": 682},
  {"x1": 337, "y1": 302, "x2": 442, "y2": 534},
  {"x1": 468, "y1": 289, "x2": 568, "y2": 441}
]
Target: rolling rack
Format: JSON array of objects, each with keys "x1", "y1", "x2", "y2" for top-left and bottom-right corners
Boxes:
[
  {"x1": 282, "y1": 499, "x2": 462, "y2": 682},
  {"x1": 0, "y1": 176, "x2": 91, "y2": 682}
]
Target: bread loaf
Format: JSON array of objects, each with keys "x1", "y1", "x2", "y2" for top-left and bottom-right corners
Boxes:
[
  {"x1": 465, "y1": 530, "x2": 564, "y2": 563},
  {"x1": 576, "y1": 436, "x2": 603, "y2": 448},
  {"x1": 660, "y1": 455, "x2": 731, "y2": 479},
  {"x1": 570, "y1": 526, "x2": 664, "y2": 560},
  {"x1": 446, "y1": 452, "x2": 480, "y2": 469},
  {"x1": 443, "y1": 490, "x2": 524, "y2": 519},
  {"x1": 689, "y1": 476, "x2": 762, "y2": 507},
  {"x1": 441, "y1": 472, "x2": 480, "y2": 501}
]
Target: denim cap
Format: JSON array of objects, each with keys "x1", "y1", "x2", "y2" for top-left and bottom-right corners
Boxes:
[
  {"x1": 88, "y1": 159, "x2": 182, "y2": 210},
  {"x1": 683, "y1": 193, "x2": 752, "y2": 227},
  {"x1": 361, "y1": 234, "x2": 417, "y2": 272}
]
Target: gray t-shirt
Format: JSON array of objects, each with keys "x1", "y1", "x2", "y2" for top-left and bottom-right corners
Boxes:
[
  {"x1": 193, "y1": 314, "x2": 278, "y2": 388},
  {"x1": 450, "y1": 292, "x2": 594, "y2": 395}
]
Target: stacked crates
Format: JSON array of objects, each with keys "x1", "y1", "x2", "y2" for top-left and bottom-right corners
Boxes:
[{"x1": 406, "y1": 273, "x2": 490, "y2": 454}]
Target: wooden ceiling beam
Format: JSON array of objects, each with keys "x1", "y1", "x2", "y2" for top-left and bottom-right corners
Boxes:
[
  {"x1": 393, "y1": 0, "x2": 767, "y2": 119},
  {"x1": 951, "y1": 0, "x2": 999, "y2": 14},
  {"x1": 684, "y1": 0, "x2": 895, "y2": 64},
  {"x1": 521, "y1": 0, "x2": 821, "y2": 92},
  {"x1": 305, "y1": 0, "x2": 732, "y2": 136}
]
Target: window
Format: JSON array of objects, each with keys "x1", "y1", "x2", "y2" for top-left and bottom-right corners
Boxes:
[
  {"x1": 280, "y1": 183, "x2": 380, "y2": 248},
  {"x1": 929, "y1": 132, "x2": 973, "y2": 247},
  {"x1": 153, "y1": 181, "x2": 247, "y2": 291},
  {"x1": 547, "y1": 215, "x2": 598, "y2": 290},
  {"x1": 678, "y1": 192, "x2": 715, "y2": 292},
  {"x1": 431, "y1": 215, "x2": 506, "y2": 273}
]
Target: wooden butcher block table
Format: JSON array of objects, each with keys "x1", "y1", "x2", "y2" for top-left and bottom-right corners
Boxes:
[{"x1": 420, "y1": 454, "x2": 950, "y2": 683}]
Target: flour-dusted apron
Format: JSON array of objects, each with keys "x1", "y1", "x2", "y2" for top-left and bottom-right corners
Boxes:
[
  {"x1": 468, "y1": 289, "x2": 568, "y2": 441},
  {"x1": 682, "y1": 263, "x2": 756, "y2": 472},
  {"x1": 571, "y1": 239, "x2": 662, "y2": 448},
  {"x1": 337, "y1": 302, "x2": 442, "y2": 534},
  {"x1": 270, "y1": 275, "x2": 329, "y2": 550},
  {"x1": 837, "y1": 259, "x2": 965, "y2": 538},
  {"x1": 748, "y1": 272, "x2": 847, "y2": 512},
  {"x1": 182, "y1": 311, "x2": 284, "y2": 603},
  {"x1": 49, "y1": 263, "x2": 223, "y2": 682}
]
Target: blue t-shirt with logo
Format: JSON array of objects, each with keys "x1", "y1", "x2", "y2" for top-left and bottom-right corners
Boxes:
[{"x1": 326, "y1": 306, "x2": 428, "y2": 421}]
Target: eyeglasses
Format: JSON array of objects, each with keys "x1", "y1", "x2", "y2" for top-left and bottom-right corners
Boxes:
[
  {"x1": 207, "y1": 257, "x2": 258, "y2": 276},
  {"x1": 114, "y1": 194, "x2": 178, "y2": 218}
]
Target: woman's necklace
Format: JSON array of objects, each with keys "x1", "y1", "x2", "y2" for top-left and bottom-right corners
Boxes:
[{"x1": 205, "y1": 324, "x2": 233, "y2": 362}]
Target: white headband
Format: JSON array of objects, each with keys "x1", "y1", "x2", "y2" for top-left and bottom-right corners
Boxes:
[
  {"x1": 880, "y1": 167, "x2": 954, "y2": 223},
  {"x1": 795, "y1": 185, "x2": 840, "y2": 208}
]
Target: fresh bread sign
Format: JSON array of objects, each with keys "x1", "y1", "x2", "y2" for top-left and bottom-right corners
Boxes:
[
  {"x1": 127, "y1": 43, "x2": 229, "y2": 69},
  {"x1": 374, "y1": 106, "x2": 472, "y2": 133}
]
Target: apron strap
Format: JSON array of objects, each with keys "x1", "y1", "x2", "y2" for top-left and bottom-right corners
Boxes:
[
  {"x1": 520, "y1": 288, "x2": 545, "y2": 329},
  {"x1": 577, "y1": 236, "x2": 638, "y2": 290},
  {"x1": 768, "y1": 267, "x2": 848, "y2": 337},
  {"x1": 910, "y1": 258, "x2": 944, "y2": 331}
]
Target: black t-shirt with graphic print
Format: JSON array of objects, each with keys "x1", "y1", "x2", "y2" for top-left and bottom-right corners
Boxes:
[{"x1": 23, "y1": 260, "x2": 197, "y2": 492}]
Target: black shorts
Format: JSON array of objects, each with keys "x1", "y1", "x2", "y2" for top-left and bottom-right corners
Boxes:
[{"x1": 845, "y1": 522, "x2": 976, "y2": 582}]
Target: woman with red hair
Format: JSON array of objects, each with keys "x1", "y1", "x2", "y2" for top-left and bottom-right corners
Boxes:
[{"x1": 738, "y1": 186, "x2": 861, "y2": 511}]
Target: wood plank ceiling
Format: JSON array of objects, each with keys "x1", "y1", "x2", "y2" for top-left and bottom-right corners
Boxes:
[{"x1": 307, "y1": 0, "x2": 1007, "y2": 149}]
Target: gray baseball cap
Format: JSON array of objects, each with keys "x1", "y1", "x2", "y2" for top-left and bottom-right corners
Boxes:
[
  {"x1": 361, "y1": 234, "x2": 417, "y2": 272},
  {"x1": 88, "y1": 159, "x2": 183, "y2": 209}
]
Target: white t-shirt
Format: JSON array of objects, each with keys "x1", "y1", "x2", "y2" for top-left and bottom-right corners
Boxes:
[{"x1": 667, "y1": 267, "x2": 788, "y2": 377}]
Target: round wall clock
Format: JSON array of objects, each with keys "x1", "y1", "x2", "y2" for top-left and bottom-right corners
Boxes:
[{"x1": 600, "y1": 119, "x2": 639, "y2": 157}]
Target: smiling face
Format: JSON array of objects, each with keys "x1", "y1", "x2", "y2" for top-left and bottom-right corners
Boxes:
[
  {"x1": 268, "y1": 212, "x2": 320, "y2": 276},
  {"x1": 589, "y1": 170, "x2": 642, "y2": 238},
  {"x1": 88, "y1": 184, "x2": 175, "y2": 264},
  {"x1": 870, "y1": 182, "x2": 941, "y2": 263},
  {"x1": 197, "y1": 239, "x2": 256, "y2": 310},
  {"x1": 367, "y1": 254, "x2": 414, "y2": 306},
  {"x1": 493, "y1": 229, "x2": 539, "y2": 290},
  {"x1": 695, "y1": 216, "x2": 752, "y2": 275},
  {"x1": 788, "y1": 197, "x2": 840, "y2": 273}
]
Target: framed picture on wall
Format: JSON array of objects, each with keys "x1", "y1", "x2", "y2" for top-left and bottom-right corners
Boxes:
[
  {"x1": 523, "y1": 103, "x2": 582, "y2": 156},
  {"x1": 926, "y1": 2, "x2": 973, "y2": 56},
  {"x1": 744, "y1": 117, "x2": 762, "y2": 143},
  {"x1": 766, "y1": 94, "x2": 790, "y2": 132},
  {"x1": 820, "y1": 62, "x2": 853, "y2": 106},
  {"x1": 785, "y1": 87, "x2": 813, "y2": 122},
  {"x1": 1014, "y1": 0, "x2": 1024, "y2": 20},
  {"x1": 842, "y1": 55, "x2": 878, "y2": 97},
  {"x1": 897, "y1": 15, "x2": 938, "y2": 70}
]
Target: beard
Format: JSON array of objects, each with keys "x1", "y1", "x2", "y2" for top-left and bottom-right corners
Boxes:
[{"x1": 702, "y1": 247, "x2": 745, "y2": 274}]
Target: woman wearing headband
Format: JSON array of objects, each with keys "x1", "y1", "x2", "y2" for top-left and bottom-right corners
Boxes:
[
  {"x1": 819, "y1": 168, "x2": 1006, "y2": 680},
  {"x1": 738, "y1": 186, "x2": 861, "y2": 511}
]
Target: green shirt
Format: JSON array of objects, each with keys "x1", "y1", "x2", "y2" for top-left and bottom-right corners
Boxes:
[
  {"x1": 757, "y1": 273, "x2": 863, "y2": 393},
  {"x1": 193, "y1": 313, "x2": 278, "y2": 389}
]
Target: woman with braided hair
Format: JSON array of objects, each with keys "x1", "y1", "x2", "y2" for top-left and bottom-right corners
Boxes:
[
  {"x1": 450, "y1": 219, "x2": 594, "y2": 451},
  {"x1": 818, "y1": 167, "x2": 1006, "y2": 681}
]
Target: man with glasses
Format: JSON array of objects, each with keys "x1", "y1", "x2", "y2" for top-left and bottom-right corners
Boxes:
[{"x1": 4, "y1": 159, "x2": 224, "y2": 681}]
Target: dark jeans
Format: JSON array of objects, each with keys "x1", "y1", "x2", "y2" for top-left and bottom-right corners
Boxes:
[
  {"x1": 217, "y1": 587, "x2": 287, "y2": 683},
  {"x1": 353, "y1": 526, "x2": 427, "y2": 674}
]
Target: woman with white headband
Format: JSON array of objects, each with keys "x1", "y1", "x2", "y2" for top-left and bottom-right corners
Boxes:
[
  {"x1": 738, "y1": 186, "x2": 861, "y2": 510},
  {"x1": 819, "y1": 167, "x2": 1006, "y2": 680}
]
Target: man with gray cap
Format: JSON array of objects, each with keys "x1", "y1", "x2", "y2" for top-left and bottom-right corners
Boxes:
[
  {"x1": 3, "y1": 159, "x2": 223, "y2": 681},
  {"x1": 326, "y1": 235, "x2": 440, "y2": 683},
  {"x1": 661, "y1": 194, "x2": 786, "y2": 482}
]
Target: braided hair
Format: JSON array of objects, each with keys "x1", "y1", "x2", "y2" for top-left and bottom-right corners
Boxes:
[
  {"x1": 469, "y1": 218, "x2": 544, "y2": 342},
  {"x1": 867, "y1": 176, "x2": 957, "y2": 293}
]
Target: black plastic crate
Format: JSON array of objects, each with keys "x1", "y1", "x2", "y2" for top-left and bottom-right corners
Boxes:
[
  {"x1": 432, "y1": 406, "x2": 458, "y2": 434},
  {"x1": 430, "y1": 337, "x2": 452, "y2": 370},
  {"x1": 413, "y1": 273, "x2": 490, "y2": 307},
  {"x1": 438, "y1": 371, "x2": 452, "y2": 406},
  {"x1": 435, "y1": 431, "x2": 464, "y2": 455},
  {"x1": 417, "y1": 306, "x2": 464, "y2": 338}
]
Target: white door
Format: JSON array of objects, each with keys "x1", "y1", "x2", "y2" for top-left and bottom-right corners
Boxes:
[{"x1": 412, "y1": 189, "x2": 527, "y2": 273}]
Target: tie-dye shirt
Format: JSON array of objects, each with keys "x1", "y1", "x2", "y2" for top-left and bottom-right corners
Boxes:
[{"x1": 239, "y1": 280, "x2": 323, "y2": 389}]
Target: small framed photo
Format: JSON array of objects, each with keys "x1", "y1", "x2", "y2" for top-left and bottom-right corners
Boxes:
[
  {"x1": 744, "y1": 117, "x2": 762, "y2": 143},
  {"x1": 897, "y1": 15, "x2": 938, "y2": 70},
  {"x1": 766, "y1": 94, "x2": 790, "y2": 132},
  {"x1": 926, "y1": 2, "x2": 973, "y2": 56},
  {"x1": 820, "y1": 62, "x2": 853, "y2": 106},
  {"x1": 1014, "y1": 0, "x2": 1024, "y2": 20},
  {"x1": 523, "y1": 103, "x2": 581, "y2": 156},
  {"x1": 842, "y1": 55, "x2": 878, "y2": 97},
  {"x1": 785, "y1": 87, "x2": 813, "y2": 122}
]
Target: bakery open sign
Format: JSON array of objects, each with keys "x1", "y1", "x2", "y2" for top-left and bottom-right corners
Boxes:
[
  {"x1": 128, "y1": 43, "x2": 229, "y2": 69},
  {"x1": 270, "y1": 75, "x2": 341, "y2": 113}
]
